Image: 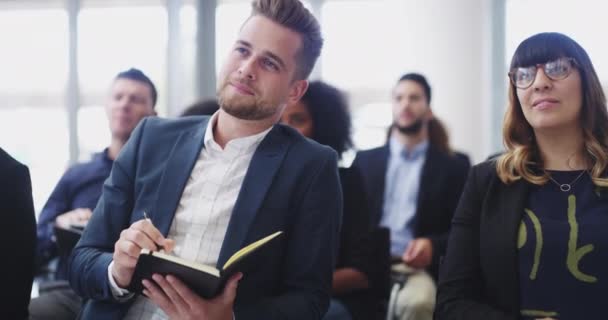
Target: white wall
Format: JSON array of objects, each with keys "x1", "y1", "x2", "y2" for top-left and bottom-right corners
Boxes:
[{"x1": 385, "y1": 0, "x2": 505, "y2": 164}]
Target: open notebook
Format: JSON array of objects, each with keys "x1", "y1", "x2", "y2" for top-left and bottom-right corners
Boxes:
[{"x1": 128, "y1": 231, "x2": 283, "y2": 299}]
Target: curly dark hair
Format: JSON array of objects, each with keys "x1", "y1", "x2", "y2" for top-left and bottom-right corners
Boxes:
[{"x1": 300, "y1": 81, "x2": 352, "y2": 157}]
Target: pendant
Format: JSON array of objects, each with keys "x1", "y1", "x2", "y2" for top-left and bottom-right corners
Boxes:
[{"x1": 560, "y1": 184, "x2": 571, "y2": 192}]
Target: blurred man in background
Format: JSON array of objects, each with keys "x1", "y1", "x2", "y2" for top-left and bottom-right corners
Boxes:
[
  {"x1": 353, "y1": 73, "x2": 470, "y2": 320},
  {"x1": 30, "y1": 68, "x2": 157, "y2": 320}
]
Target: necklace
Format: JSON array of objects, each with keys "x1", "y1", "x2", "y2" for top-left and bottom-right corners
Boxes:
[{"x1": 546, "y1": 170, "x2": 587, "y2": 192}]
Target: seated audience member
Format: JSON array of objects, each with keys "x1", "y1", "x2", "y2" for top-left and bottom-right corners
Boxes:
[
  {"x1": 437, "y1": 32, "x2": 608, "y2": 320},
  {"x1": 29, "y1": 68, "x2": 157, "y2": 319},
  {"x1": 281, "y1": 81, "x2": 375, "y2": 320},
  {"x1": 0, "y1": 148, "x2": 36, "y2": 319},
  {"x1": 180, "y1": 99, "x2": 220, "y2": 117},
  {"x1": 352, "y1": 73, "x2": 470, "y2": 320},
  {"x1": 68, "y1": 1, "x2": 341, "y2": 319}
]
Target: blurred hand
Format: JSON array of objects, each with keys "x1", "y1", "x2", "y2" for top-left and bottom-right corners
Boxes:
[
  {"x1": 55, "y1": 208, "x2": 92, "y2": 229},
  {"x1": 111, "y1": 219, "x2": 175, "y2": 288},
  {"x1": 143, "y1": 272, "x2": 242, "y2": 320},
  {"x1": 402, "y1": 238, "x2": 433, "y2": 269}
]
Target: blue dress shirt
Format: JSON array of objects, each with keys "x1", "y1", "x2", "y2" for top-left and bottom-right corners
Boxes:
[{"x1": 381, "y1": 137, "x2": 428, "y2": 257}]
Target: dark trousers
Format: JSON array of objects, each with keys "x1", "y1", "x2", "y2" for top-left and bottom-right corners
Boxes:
[{"x1": 29, "y1": 281, "x2": 81, "y2": 320}]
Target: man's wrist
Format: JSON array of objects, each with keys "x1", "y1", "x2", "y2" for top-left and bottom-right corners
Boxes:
[{"x1": 107, "y1": 261, "x2": 134, "y2": 301}]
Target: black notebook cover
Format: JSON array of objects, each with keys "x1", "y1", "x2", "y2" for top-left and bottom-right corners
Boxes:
[
  {"x1": 128, "y1": 231, "x2": 284, "y2": 299},
  {"x1": 128, "y1": 252, "x2": 225, "y2": 299}
]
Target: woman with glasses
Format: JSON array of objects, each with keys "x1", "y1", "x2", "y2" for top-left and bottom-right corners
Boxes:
[{"x1": 436, "y1": 32, "x2": 608, "y2": 320}]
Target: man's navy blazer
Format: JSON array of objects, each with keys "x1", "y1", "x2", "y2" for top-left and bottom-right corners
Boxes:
[
  {"x1": 352, "y1": 144, "x2": 470, "y2": 278},
  {"x1": 68, "y1": 116, "x2": 342, "y2": 319}
]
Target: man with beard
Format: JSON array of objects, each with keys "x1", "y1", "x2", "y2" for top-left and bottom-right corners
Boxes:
[
  {"x1": 30, "y1": 68, "x2": 157, "y2": 320},
  {"x1": 69, "y1": 0, "x2": 341, "y2": 319},
  {"x1": 352, "y1": 73, "x2": 470, "y2": 320}
]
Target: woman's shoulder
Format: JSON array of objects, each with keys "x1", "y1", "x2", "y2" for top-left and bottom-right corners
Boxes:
[{"x1": 469, "y1": 159, "x2": 500, "y2": 185}]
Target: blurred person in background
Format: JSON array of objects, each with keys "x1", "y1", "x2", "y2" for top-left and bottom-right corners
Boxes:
[
  {"x1": 29, "y1": 68, "x2": 157, "y2": 320},
  {"x1": 437, "y1": 32, "x2": 608, "y2": 320},
  {"x1": 281, "y1": 80, "x2": 376, "y2": 320}
]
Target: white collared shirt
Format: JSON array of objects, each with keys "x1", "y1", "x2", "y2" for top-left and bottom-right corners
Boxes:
[{"x1": 107, "y1": 113, "x2": 271, "y2": 319}]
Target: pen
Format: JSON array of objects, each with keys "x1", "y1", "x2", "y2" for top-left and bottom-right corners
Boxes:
[{"x1": 143, "y1": 211, "x2": 165, "y2": 251}]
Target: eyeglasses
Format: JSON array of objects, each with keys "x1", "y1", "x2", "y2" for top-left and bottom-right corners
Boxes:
[{"x1": 508, "y1": 57, "x2": 577, "y2": 89}]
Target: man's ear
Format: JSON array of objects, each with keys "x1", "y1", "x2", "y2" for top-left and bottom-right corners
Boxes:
[
  {"x1": 286, "y1": 79, "x2": 309, "y2": 106},
  {"x1": 425, "y1": 108, "x2": 434, "y2": 120}
]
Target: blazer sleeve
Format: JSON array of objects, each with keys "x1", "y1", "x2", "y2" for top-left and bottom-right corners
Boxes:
[
  {"x1": 435, "y1": 164, "x2": 515, "y2": 320},
  {"x1": 68, "y1": 118, "x2": 147, "y2": 302},
  {"x1": 235, "y1": 149, "x2": 343, "y2": 320},
  {"x1": 1, "y1": 163, "x2": 36, "y2": 319},
  {"x1": 35, "y1": 170, "x2": 73, "y2": 269}
]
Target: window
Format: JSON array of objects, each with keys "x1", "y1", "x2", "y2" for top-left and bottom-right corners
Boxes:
[
  {"x1": 321, "y1": 1, "x2": 403, "y2": 150},
  {"x1": 0, "y1": 9, "x2": 69, "y2": 212},
  {"x1": 78, "y1": 4, "x2": 167, "y2": 160}
]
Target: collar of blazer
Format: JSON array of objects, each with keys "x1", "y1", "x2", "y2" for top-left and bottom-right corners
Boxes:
[{"x1": 151, "y1": 120, "x2": 291, "y2": 268}]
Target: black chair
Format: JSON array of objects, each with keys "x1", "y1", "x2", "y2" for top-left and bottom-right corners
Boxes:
[{"x1": 370, "y1": 227, "x2": 391, "y2": 319}]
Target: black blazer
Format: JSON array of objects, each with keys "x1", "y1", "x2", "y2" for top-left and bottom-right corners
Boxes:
[
  {"x1": 334, "y1": 167, "x2": 375, "y2": 320},
  {"x1": 352, "y1": 145, "x2": 470, "y2": 278},
  {"x1": 436, "y1": 160, "x2": 529, "y2": 320},
  {"x1": 0, "y1": 148, "x2": 36, "y2": 319}
]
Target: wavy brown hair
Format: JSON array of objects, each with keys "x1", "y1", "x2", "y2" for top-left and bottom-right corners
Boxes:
[
  {"x1": 428, "y1": 117, "x2": 452, "y2": 155},
  {"x1": 497, "y1": 32, "x2": 608, "y2": 186}
]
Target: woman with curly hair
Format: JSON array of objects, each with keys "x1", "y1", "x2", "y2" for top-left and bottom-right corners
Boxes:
[{"x1": 281, "y1": 81, "x2": 376, "y2": 320}]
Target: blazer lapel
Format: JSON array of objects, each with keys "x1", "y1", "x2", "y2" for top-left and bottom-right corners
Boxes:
[
  {"x1": 494, "y1": 178, "x2": 529, "y2": 310},
  {"x1": 371, "y1": 145, "x2": 390, "y2": 225},
  {"x1": 152, "y1": 119, "x2": 208, "y2": 236},
  {"x1": 217, "y1": 126, "x2": 289, "y2": 267}
]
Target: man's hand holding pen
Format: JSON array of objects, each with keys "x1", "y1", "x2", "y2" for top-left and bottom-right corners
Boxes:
[
  {"x1": 111, "y1": 212, "x2": 241, "y2": 319},
  {"x1": 111, "y1": 214, "x2": 175, "y2": 288}
]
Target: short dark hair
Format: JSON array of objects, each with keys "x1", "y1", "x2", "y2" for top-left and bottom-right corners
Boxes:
[
  {"x1": 300, "y1": 81, "x2": 352, "y2": 157},
  {"x1": 398, "y1": 73, "x2": 432, "y2": 104},
  {"x1": 180, "y1": 99, "x2": 220, "y2": 117},
  {"x1": 115, "y1": 68, "x2": 158, "y2": 107},
  {"x1": 251, "y1": 0, "x2": 323, "y2": 80}
]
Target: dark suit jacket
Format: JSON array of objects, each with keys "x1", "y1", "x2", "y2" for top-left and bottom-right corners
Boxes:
[
  {"x1": 436, "y1": 160, "x2": 528, "y2": 320},
  {"x1": 0, "y1": 148, "x2": 36, "y2": 319},
  {"x1": 352, "y1": 145, "x2": 470, "y2": 278},
  {"x1": 68, "y1": 116, "x2": 342, "y2": 319},
  {"x1": 334, "y1": 167, "x2": 375, "y2": 320}
]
